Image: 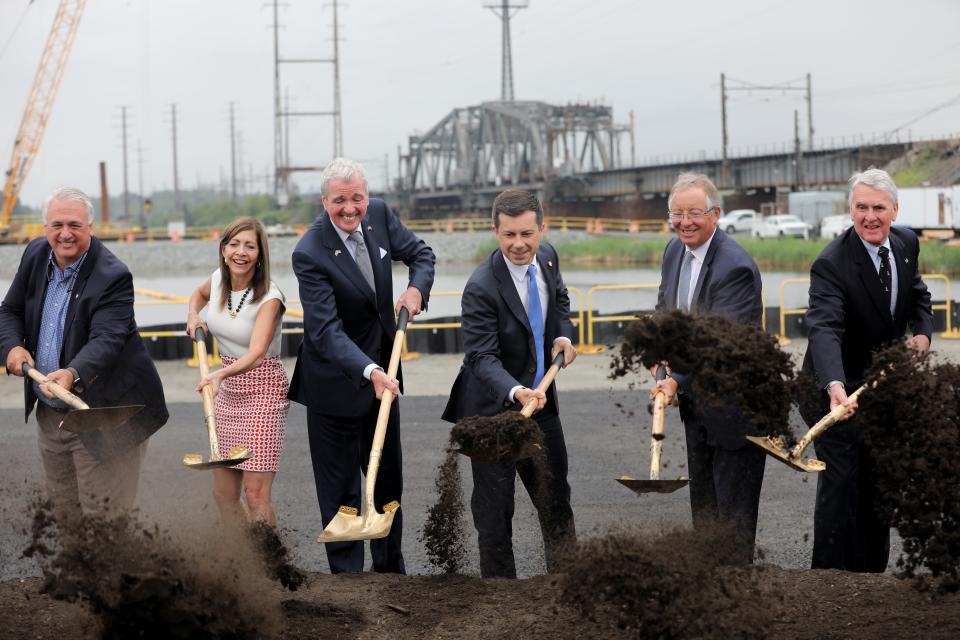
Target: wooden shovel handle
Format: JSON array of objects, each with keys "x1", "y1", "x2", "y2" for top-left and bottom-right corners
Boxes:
[
  {"x1": 23, "y1": 363, "x2": 89, "y2": 410},
  {"x1": 194, "y1": 328, "x2": 220, "y2": 459},
  {"x1": 521, "y1": 352, "x2": 566, "y2": 418},
  {"x1": 649, "y1": 365, "x2": 668, "y2": 480}
]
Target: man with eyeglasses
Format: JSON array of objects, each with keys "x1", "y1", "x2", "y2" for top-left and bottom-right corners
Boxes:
[{"x1": 650, "y1": 172, "x2": 765, "y2": 563}]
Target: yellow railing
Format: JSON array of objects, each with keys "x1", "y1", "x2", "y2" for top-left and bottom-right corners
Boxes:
[
  {"x1": 583, "y1": 283, "x2": 660, "y2": 353},
  {"x1": 776, "y1": 273, "x2": 958, "y2": 343}
]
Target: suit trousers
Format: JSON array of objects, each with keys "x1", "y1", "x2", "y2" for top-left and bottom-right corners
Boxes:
[
  {"x1": 683, "y1": 418, "x2": 766, "y2": 563},
  {"x1": 36, "y1": 402, "x2": 147, "y2": 523},
  {"x1": 811, "y1": 426, "x2": 890, "y2": 572},
  {"x1": 306, "y1": 401, "x2": 405, "y2": 574},
  {"x1": 469, "y1": 412, "x2": 576, "y2": 578}
]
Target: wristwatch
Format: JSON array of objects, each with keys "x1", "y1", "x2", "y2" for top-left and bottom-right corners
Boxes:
[{"x1": 67, "y1": 367, "x2": 81, "y2": 390}]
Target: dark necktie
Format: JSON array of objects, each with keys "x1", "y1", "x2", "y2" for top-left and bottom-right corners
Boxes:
[
  {"x1": 878, "y1": 246, "x2": 892, "y2": 316},
  {"x1": 526, "y1": 264, "x2": 545, "y2": 387},
  {"x1": 349, "y1": 231, "x2": 376, "y2": 295},
  {"x1": 677, "y1": 251, "x2": 694, "y2": 311}
]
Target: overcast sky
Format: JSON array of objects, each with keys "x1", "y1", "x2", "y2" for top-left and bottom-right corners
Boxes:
[{"x1": 1, "y1": 0, "x2": 958, "y2": 208}]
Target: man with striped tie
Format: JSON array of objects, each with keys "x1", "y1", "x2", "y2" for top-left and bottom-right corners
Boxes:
[{"x1": 443, "y1": 189, "x2": 577, "y2": 578}]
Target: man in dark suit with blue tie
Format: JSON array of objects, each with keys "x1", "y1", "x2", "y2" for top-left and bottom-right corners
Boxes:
[
  {"x1": 651, "y1": 173, "x2": 765, "y2": 562},
  {"x1": 802, "y1": 168, "x2": 932, "y2": 572},
  {"x1": 289, "y1": 158, "x2": 435, "y2": 574},
  {"x1": 442, "y1": 189, "x2": 577, "y2": 578}
]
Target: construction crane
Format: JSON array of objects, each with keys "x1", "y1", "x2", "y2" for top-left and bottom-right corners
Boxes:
[{"x1": 0, "y1": 0, "x2": 87, "y2": 238}]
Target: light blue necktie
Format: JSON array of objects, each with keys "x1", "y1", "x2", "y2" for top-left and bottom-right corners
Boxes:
[{"x1": 526, "y1": 263, "x2": 545, "y2": 387}]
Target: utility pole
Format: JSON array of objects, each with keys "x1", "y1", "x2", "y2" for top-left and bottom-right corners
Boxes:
[
  {"x1": 629, "y1": 109, "x2": 636, "y2": 167},
  {"x1": 136, "y1": 139, "x2": 145, "y2": 229},
  {"x1": 169, "y1": 103, "x2": 183, "y2": 223},
  {"x1": 332, "y1": 0, "x2": 343, "y2": 157},
  {"x1": 272, "y1": 0, "x2": 282, "y2": 197},
  {"x1": 720, "y1": 72, "x2": 729, "y2": 185},
  {"x1": 120, "y1": 106, "x2": 130, "y2": 221},
  {"x1": 794, "y1": 109, "x2": 805, "y2": 189},
  {"x1": 485, "y1": 0, "x2": 528, "y2": 102},
  {"x1": 229, "y1": 101, "x2": 237, "y2": 201},
  {"x1": 806, "y1": 72, "x2": 814, "y2": 151}
]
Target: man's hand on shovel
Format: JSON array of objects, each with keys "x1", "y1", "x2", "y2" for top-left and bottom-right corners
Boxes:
[
  {"x1": 371, "y1": 368, "x2": 400, "y2": 400},
  {"x1": 827, "y1": 382, "x2": 857, "y2": 420},
  {"x1": 395, "y1": 286, "x2": 423, "y2": 318},
  {"x1": 650, "y1": 376, "x2": 678, "y2": 406},
  {"x1": 41, "y1": 368, "x2": 75, "y2": 398},
  {"x1": 906, "y1": 334, "x2": 930, "y2": 363},
  {"x1": 5, "y1": 346, "x2": 34, "y2": 377},
  {"x1": 516, "y1": 387, "x2": 547, "y2": 413}
]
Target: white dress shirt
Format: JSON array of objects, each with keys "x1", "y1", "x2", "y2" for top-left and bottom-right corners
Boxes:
[{"x1": 677, "y1": 229, "x2": 717, "y2": 310}]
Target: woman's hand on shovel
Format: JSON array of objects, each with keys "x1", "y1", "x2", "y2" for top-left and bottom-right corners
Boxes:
[{"x1": 196, "y1": 372, "x2": 221, "y2": 396}]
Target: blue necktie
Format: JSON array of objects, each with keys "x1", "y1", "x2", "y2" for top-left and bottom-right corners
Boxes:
[{"x1": 526, "y1": 263, "x2": 545, "y2": 387}]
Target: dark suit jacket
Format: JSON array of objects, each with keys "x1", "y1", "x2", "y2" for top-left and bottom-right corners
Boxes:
[
  {"x1": 0, "y1": 237, "x2": 168, "y2": 461},
  {"x1": 442, "y1": 243, "x2": 575, "y2": 422},
  {"x1": 656, "y1": 229, "x2": 763, "y2": 449},
  {"x1": 800, "y1": 226, "x2": 932, "y2": 426},
  {"x1": 288, "y1": 198, "x2": 435, "y2": 417}
]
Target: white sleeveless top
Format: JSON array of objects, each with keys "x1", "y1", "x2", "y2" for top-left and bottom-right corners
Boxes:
[{"x1": 205, "y1": 269, "x2": 285, "y2": 358}]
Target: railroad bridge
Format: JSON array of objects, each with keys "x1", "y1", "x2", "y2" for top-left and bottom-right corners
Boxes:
[{"x1": 388, "y1": 100, "x2": 912, "y2": 219}]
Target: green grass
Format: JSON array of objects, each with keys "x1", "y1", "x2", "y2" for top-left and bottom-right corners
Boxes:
[{"x1": 474, "y1": 235, "x2": 960, "y2": 276}]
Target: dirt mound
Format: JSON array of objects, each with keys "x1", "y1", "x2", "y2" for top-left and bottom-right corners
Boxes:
[
  {"x1": 419, "y1": 450, "x2": 467, "y2": 574},
  {"x1": 610, "y1": 310, "x2": 796, "y2": 442},
  {"x1": 859, "y1": 343, "x2": 960, "y2": 591},
  {"x1": 558, "y1": 525, "x2": 780, "y2": 638},
  {"x1": 26, "y1": 499, "x2": 281, "y2": 639},
  {"x1": 247, "y1": 521, "x2": 307, "y2": 591},
  {"x1": 450, "y1": 412, "x2": 544, "y2": 464}
]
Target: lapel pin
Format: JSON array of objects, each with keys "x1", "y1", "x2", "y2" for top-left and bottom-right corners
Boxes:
[
  {"x1": 548, "y1": 260, "x2": 553, "y2": 267},
  {"x1": 334, "y1": 249, "x2": 342, "y2": 257},
  {"x1": 904, "y1": 257, "x2": 909, "y2": 263},
  {"x1": 367, "y1": 225, "x2": 373, "y2": 232}
]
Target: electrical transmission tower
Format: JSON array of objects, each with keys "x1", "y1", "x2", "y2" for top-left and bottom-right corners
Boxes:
[
  {"x1": 484, "y1": 0, "x2": 528, "y2": 102},
  {"x1": 271, "y1": 0, "x2": 343, "y2": 202}
]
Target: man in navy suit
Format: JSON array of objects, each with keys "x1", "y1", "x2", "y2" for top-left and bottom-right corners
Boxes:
[
  {"x1": 802, "y1": 168, "x2": 931, "y2": 572},
  {"x1": 289, "y1": 158, "x2": 435, "y2": 574},
  {"x1": 442, "y1": 189, "x2": 577, "y2": 578},
  {"x1": 0, "y1": 187, "x2": 168, "y2": 523},
  {"x1": 651, "y1": 173, "x2": 765, "y2": 562}
]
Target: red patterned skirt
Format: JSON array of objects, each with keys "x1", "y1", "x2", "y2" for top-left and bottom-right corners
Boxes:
[{"x1": 215, "y1": 355, "x2": 289, "y2": 472}]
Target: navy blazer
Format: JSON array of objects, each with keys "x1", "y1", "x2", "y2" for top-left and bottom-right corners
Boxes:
[
  {"x1": 0, "y1": 237, "x2": 168, "y2": 461},
  {"x1": 288, "y1": 198, "x2": 435, "y2": 417},
  {"x1": 800, "y1": 226, "x2": 932, "y2": 426},
  {"x1": 442, "y1": 243, "x2": 575, "y2": 422},
  {"x1": 656, "y1": 229, "x2": 763, "y2": 449}
]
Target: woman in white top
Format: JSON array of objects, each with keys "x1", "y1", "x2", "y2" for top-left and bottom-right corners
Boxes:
[{"x1": 186, "y1": 217, "x2": 289, "y2": 526}]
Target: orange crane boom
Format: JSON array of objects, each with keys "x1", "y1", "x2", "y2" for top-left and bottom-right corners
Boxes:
[{"x1": 1, "y1": 0, "x2": 87, "y2": 237}]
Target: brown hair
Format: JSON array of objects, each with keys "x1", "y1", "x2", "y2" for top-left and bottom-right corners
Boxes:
[
  {"x1": 492, "y1": 189, "x2": 543, "y2": 227},
  {"x1": 217, "y1": 216, "x2": 272, "y2": 310}
]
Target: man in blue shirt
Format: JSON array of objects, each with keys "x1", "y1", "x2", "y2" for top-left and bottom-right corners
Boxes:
[{"x1": 1, "y1": 187, "x2": 168, "y2": 523}]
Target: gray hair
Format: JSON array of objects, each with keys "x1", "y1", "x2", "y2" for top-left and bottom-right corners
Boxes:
[
  {"x1": 668, "y1": 172, "x2": 720, "y2": 211},
  {"x1": 319, "y1": 157, "x2": 368, "y2": 196},
  {"x1": 848, "y1": 168, "x2": 898, "y2": 206},
  {"x1": 42, "y1": 187, "x2": 94, "y2": 223}
]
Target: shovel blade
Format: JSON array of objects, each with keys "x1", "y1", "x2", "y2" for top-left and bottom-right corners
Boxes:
[
  {"x1": 59, "y1": 405, "x2": 144, "y2": 433},
  {"x1": 745, "y1": 436, "x2": 826, "y2": 473},
  {"x1": 317, "y1": 501, "x2": 399, "y2": 543},
  {"x1": 181, "y1": 446, "x2": 254, "y2": 470},
  {"x1": 616, "y1": 476, "x2": 689, "y2": 495}
]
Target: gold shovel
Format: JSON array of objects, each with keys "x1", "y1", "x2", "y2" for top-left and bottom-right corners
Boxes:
[
  {"x1": 746, "y1": 377, "x2": 879, "y2": 472},
  {"x1": 182, "y1": 327, "x2": 253, "y2": 470},
  {"x1": 22, "y1": 363, "x2": 143, "y2": 433},
  {"x1": 617, "y1": 365, "x2": 689, "y2": 494},
  {"x1": 317, "y1": 308, "x2": 410, "y2": 544}
]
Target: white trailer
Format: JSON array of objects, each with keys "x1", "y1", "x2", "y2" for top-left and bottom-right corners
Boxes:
[{"x1": 896, "y1": 186, "x2": 957, "y2": 234}]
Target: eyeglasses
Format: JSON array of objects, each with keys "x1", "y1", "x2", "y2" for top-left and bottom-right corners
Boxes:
[{"x1": 667, "y1": 208, "x2": 715, "y2": 222}]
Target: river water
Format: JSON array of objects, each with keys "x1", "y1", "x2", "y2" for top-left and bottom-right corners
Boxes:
[{"x1": 0, "y1": 233, "x2": 948, "y2": 327}]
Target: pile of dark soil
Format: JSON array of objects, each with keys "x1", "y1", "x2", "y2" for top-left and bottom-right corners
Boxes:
[
  {"x1": 419, "y1": 450, "x2": 467, "y2": 574},
  {"x1": 558, "y1": 525, "x2": 780, "y2": 639},
  {"x1": 26, "y1": 500, "x2": 279, "y2": 639},
  {"x1": 247, "y1": 521, "x2": 307, "y2": 591},
  {"x1": 859, "y1": 343, "x2": 960, "y2": 590},
  {"x1": 610, "y1": 310, "x2": 796, "y2": 441},
  {"x1": 450, "y1": 412, "x2": 544, "y2": 464}
]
